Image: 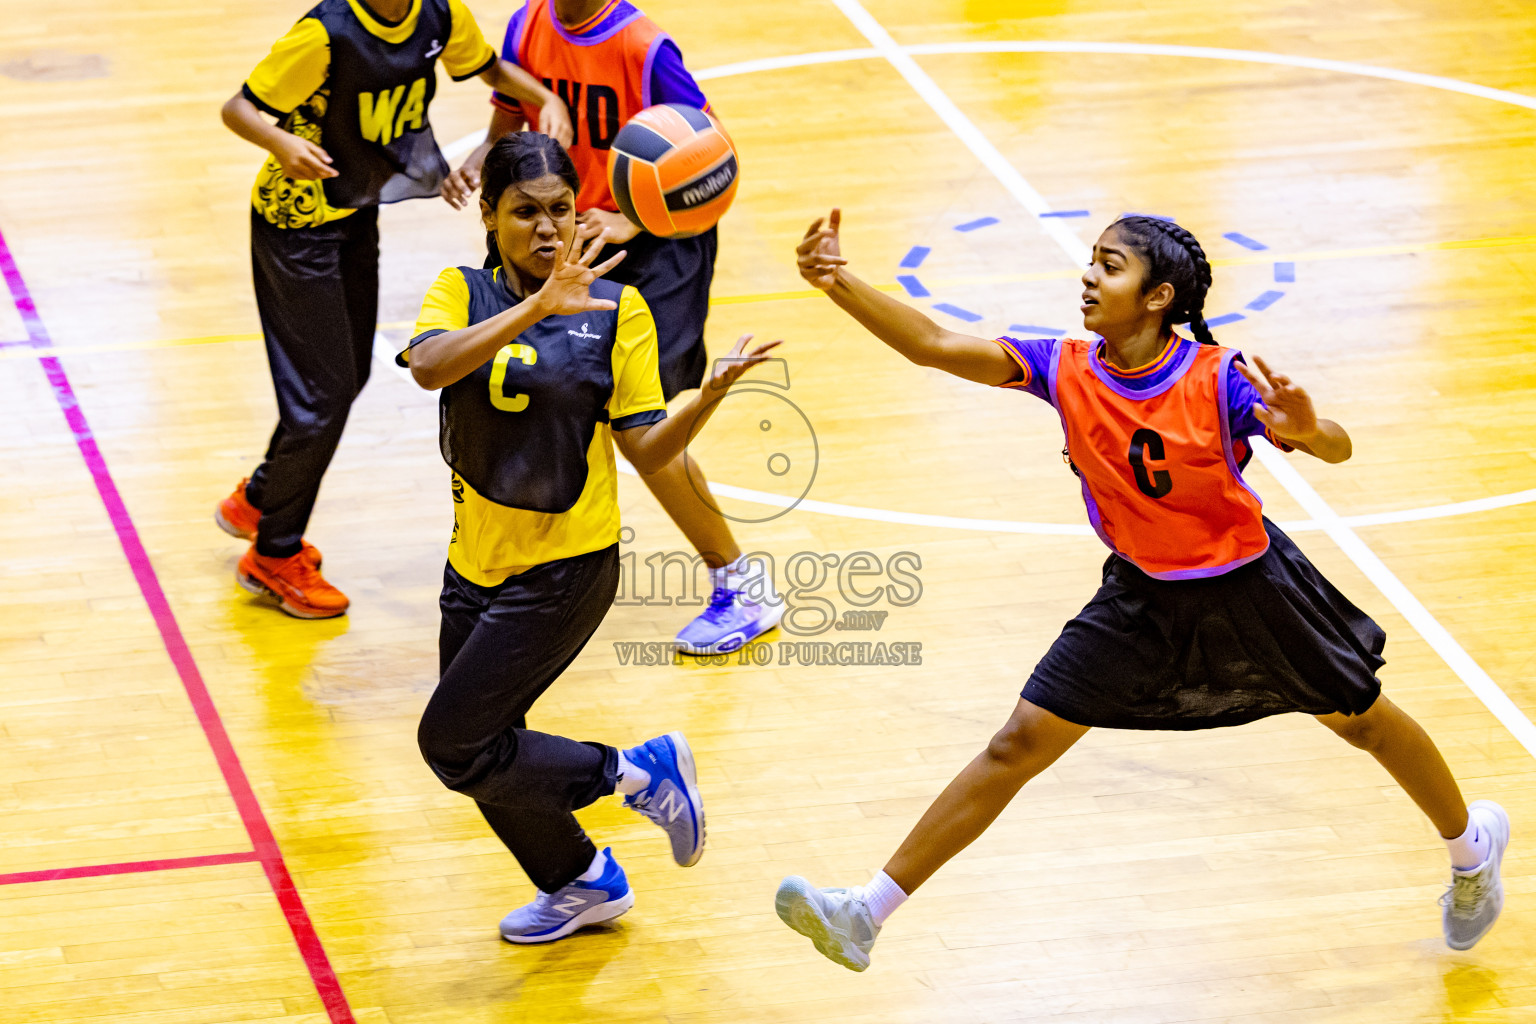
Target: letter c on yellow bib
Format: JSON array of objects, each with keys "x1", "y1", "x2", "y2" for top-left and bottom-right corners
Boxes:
[{"x1": 489, "y1": 343, "x2": 537, "y2": 412}]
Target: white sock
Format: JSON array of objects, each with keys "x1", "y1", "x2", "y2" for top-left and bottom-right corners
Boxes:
[
  {"x1": 576, "y1": 848, "x2": 607, "y2": 883},
  {"x1": 1446, "y1": 813, "x2": 1492, "y2": 871},
  {"x1": 861, "y1": 870, "x2": 908, "y2": 927},
  {"x1": 615, "y1": 751, "x2": 650, "y2": 796},
  {"x1": 725, "y1": 554, "x2": 779, "y2": 604}
]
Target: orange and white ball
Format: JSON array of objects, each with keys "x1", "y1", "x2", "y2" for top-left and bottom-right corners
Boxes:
[{"x1": 606, "y1": 104, "x2": 739, "y2": 238}]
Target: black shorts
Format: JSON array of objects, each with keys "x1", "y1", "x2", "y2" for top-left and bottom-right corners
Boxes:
[
  {"x1": 598, "y1": 227, "x2": 715, "y2": 402},
  {"x1": 1023, "y1": 520, "x2": 1385, "y2": 730}
]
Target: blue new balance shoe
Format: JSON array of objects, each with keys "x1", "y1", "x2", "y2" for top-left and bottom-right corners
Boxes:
[
  {"x1": 622, "y1": 732, "x2": 706, "y2": 866},
  {"x1": 499, "y1": 848, "x2": 633, "y2": 944}
]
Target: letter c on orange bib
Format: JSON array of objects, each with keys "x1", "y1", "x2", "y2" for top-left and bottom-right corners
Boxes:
[{"x1": 607, "y1": 104, "x2": 739, "y2": 238}]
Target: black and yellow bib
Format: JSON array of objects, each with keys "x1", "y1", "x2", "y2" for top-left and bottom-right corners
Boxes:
[
  {"x1": 440, "y1": 269, "x2": 623, "y2": 512},
  {"x1": 309, "y1": 0, "x2": 451, "y2": 208}
]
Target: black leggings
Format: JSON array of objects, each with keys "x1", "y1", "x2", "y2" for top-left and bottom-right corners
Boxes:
[
  {"x1": 246, "y1": 208, "x2": 379, "y2": 557},
  {"x1": 417, "y1": 545, "x2": 621, "y2": 892}
]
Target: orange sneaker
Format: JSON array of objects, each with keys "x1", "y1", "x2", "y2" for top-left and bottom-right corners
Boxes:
[
  {"x1": 237, "y1": 545, "x2": 349, "y2": 619},
  {"x1": 216, "y1": 479, "x2": 321, "y2": 567},
  {"x1": 215, "y1": 478, "x2": 261, "y2": 540}
]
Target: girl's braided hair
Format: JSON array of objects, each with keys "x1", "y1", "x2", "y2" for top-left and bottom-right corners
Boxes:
[{"x1": 1109, "y1": 216, "x2": 1216, "y2": 344}]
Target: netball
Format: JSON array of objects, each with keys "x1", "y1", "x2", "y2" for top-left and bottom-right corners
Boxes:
[{"x1": 607, "y1": 102, "x2": 739, "y2": 238}]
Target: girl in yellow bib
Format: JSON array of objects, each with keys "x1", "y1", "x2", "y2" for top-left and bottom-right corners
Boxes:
[{"x1": 401, "y1": 133, "x2": 776, "y2": 943}]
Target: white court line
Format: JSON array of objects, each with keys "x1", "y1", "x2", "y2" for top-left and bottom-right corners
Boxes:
[
  {"x1": 441, "y1": 132, "x2": 486, "y2": 162},
  {"x1": 373, "y1": 331, "x2": 415, "y2": 385},
  {"x1": 611, "y1": 459, "x2": 1095, "y2": 534},
  {"x1": 830, "y1": 0, "x2": 1536, "y2": 759}
]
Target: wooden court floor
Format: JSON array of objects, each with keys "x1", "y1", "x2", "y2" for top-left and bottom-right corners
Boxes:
[{"x1": 2, "y1": 0, "x2": 1535, "y2": 1020}]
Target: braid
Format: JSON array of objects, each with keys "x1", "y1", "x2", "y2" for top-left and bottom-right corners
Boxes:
[
  {"x1": 1109, "y1": 216, "x2": 1218, "y2": 344},
  {"x1": 1157, "y1": 221, "x2": 1214, "y2": 344}
]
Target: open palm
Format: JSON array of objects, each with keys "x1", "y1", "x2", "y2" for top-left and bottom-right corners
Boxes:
[
  {"x1": 535, "y1": 236, "x2": 627, "y2": 316},
  {"x1": 708, "y1": 333, "x2": 784, "y2": 392},
  {"x1": 1236, "y1": 354, "x2": 1317, "y2": 440}
]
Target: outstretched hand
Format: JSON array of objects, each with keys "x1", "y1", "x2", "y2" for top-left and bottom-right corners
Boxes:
[
  {"x1": 441, "y1": 155, "x2": 482, "y2": 210},
  {"x1": 708, "y1": 334, "x2": 784, "y2": 392},
  {"x1": 1236, "y1": 354, "x2": 1318, "y2": 441},
  {"x1": 533, "y1": 236, "x2": 627, "y2": 316},
  {"x1": 797, "y1": 208, "x2": 846, "y2": 291}
]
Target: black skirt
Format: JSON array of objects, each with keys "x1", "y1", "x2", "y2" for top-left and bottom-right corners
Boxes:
[{"x1": 1022, "y1": 519, "x2": 1384, "y2": 730}]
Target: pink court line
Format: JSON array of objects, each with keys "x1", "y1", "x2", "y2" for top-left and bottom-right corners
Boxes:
[
  {"x1": 0, "y1": 851, "x2": 261, "y2": 887},
  {"x1": 0, "y1": 226, "x2": 356, "y2": 1024}
]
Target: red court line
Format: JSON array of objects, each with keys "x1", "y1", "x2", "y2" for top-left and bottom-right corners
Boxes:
[
  {"x1": 0, "y1": 851, "x2": 261, "y2": 887},
  {"x1": 0, "y1": 226, "x2": 357, "y2": 1024}
]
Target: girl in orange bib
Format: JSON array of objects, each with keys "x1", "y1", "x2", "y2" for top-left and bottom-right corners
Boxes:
[{"x1": 773, "y1": 210, "x2": 1510, "y2": 970}]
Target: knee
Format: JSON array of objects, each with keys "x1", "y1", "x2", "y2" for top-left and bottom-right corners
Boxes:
[
  {"x1": 1331, "y1": 712, "x2": 1387, "y2": 753},
  {"x1": 416, "y1": 709, "x2": 471, "y2": 782},
  {"x1": 986, "y1": 719, "x2": 1042, "y2": 771}
]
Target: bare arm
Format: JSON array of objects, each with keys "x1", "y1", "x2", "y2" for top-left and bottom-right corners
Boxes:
[
  {"x1": 612, "y1": 335, "x2": 783, "y2": 475},
  {"x1": 443, "y1": 104, "x2": 526, "y2": 210},
  {"x1": 220, "y1": 92, "x2": 337, "y2": 179},
  {"x1": 479, "y1": 59, "x2": 572, "y2": 146},
  {"x1": 798, "y1": 208, "x2": 1021, "y2": 387},
  {"x1": 1235, "y1": 356, "x2": 1352, "y2": 463},
  {"x1": 409, "y1": 297, "x2": 553, "y2": 391}
]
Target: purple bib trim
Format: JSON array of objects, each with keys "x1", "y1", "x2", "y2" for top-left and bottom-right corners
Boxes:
[
  {"x1": 1088, "y1": 337, "x2": 1199, "y2": 400},
  {"x1": 640, "y1": 32, "x2": 670, "y2": 107},
  {"x1": 1138, "y1": 541, "x2": 1270, "y2": 580},
  {"x1": 549, "y1": 1, "x2": 645, "y2": 46},
  {"x1": 1044, "y1": 337, "x2": 1063, "y2": 411},
  {"x1": 1049, "y1": 341, "x2": 1123, "y2": 556},
  {"x1": 1217, "y1": 348, "x2": 1265, "y2": 509}
]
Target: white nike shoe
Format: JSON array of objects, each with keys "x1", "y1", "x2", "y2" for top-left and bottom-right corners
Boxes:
[{"x1": 1441, "y1": 800, "x2": 1511, "y2": 950}]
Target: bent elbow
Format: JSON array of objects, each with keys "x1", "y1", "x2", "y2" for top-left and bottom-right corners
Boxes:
[{"x1": 409, "y1": 363, "x2": 444, "y2": 391}]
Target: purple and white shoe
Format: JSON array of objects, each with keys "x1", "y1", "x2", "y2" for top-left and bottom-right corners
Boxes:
[{"x1": 675, "y1": 581, "x2": 782, "y2": 655}]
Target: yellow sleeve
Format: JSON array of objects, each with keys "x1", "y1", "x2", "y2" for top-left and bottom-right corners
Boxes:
[
  {"x1": 398, "y1": 267, "x2": 471, "y2": 365},
  {"x1": 442, "y1": 0, "x2": 499, "y2": 81},
  {"x1": 607, "y1": 286, "x2": 669, "y2": 427},
  {"x1": 243, "y1": 18, "x2": 330, "y2": 117}
]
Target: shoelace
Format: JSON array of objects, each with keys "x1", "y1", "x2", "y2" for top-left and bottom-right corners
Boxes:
[
  {"x1": 1439, "y1": 872, "x2": 1492, "y2": 915},
  {"x1": 627, "y1": 787, "x2": 667, "y2": 826},
  {"x1": 695, "y1": 586, "x2": 739, "y2": 625},
  {"x1": 283, "y1": 558, "x2": 332, "y2": 597}
]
